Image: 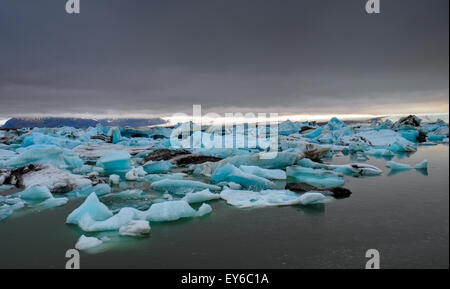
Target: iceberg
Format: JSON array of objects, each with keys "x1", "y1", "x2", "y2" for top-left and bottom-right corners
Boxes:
[
  {"x1": 0, "y1": 200, "x2": 25, "y2": 220},
  {"x1": 298, "y1": 159, "x2": 382, "y2": 176},
  {"x1": 125, "y1": 166, "x2": 147, "y2": 181},
  {"x1": 415, "y1": 160, "x2": 428, "y2": 170},
  {"x1": 220, "y1": 188, "x2": 329, "y2": 208},
  {"x1": 239, "y1": 165, "x2": 286, "y2": 180},
  {"x1": 182, "y1": 189, "x2": 221, "y2": 203},
  {"x1": 143, "y1": 160, "x2": 173, "y2": 174},
  {"x1": 196, "y1": 203, "x2": 212, "y2": 217},
  {"x1": 151, "y1": 179, "x2": 220, "y2": 195},
  {"x1": 210, "y1": 164, "x2": 274, "y2": 189},
  {"x1": 38, "y1": 197, "x2": 69, "y2": 208},
  {"x1": 96, "y1": 151, "x2": 131, "y2": 174},
  {"x1": 21, "y1": 164, "x2": 92, "y2": 194},
  {"x1": 146, "y1": 200, "x2": 197, "y2": 222},
  {"x1": 119, "y1": 220, "x2": 151, "y2": 236},
  {"x1": 67, "y1": 184, "x2": 111, "y2": 197},
  {"x1": 75, "y1": 235, "x2": 103, "y2": 251},
  {"x1": 109, "y1": 174, "x2": 121, "y2": 185},
  {"x1": 3, "y1": 145, "x2": 83, "y2": 170},
  {"x1": 21, "y1": 132, "x2": 81, "y2": 149},
  {"x1": 386, "y1": 161, "x2": 412, "y2": 171},
  {"x1": 66, "y1": 193, "x2": 113, "y2": 225},
  {"x1": 355, "y1": 129, "x2": 415, "y2": 148},
  {"x1": 16, "y1": 185, "x2": 53, "y2": 201},
  {"x1": 286, "y1": 166, "x2": 345, "y2": 188},
  {"x1": 78, "y1": 207, "x2": 145, "y2": 232}
]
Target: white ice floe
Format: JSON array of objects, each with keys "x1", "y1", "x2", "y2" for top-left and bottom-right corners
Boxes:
[
  {"x1": 75, "y1": 235, "x2": 103, "y2": 251},
  {"x1": 21, "y1": 164, "x2": 92, "y2": 193},
  {"x1": 125, "y1": 166, "x2": 147, "y2": 181},
  {"x1": 182, "y1": 189, "x2": 221, "y2": 203},
  {"x1": 151, "y1": 179, "x2": 221, "y2": 195},
  {"x1": 220, "y1": 188, "x2": 329, "y2": 208},
  {"x1": 119, "y1": 220, "x2": 151, "y2": 236},
  {"x1": 415, "y1": 160, "x2": 428, "y2": 169},
  {"x1": 386, "y1": 161, "x2": 412, "y2": 171}
]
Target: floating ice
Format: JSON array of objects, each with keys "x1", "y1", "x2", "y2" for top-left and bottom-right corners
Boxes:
[
  {"x1": 386, "y1": 161, "x2": 412, "y2": 171},
  {"x1": 239, "y1": 165, "x2": 286, "y2": 180},
  {"x1": 78, "y1": 207, "x2": 145, "y2": 232},
  {"x1": 75, "y1": 235, "x2": 103, "y2": 251},
  {"x1": 125, "y1": 166, "x2": 147, "y2": 181},
  {"x1": 21, "y1": 164, "x2": 92, "y2": 193},
  {"x1": 38, "y1": 197, "x2": 69, "y2": 208},
  {"x1": 355, "y1": 129, "x2": 415, "y2": 148},
  {"x1": 21, "y1": 132, "x2": 81, "y2": 149},
  {"x1": 119, "y1": 220, "x2": 151, "y2": 236},
  {"x1": 211, "y1": 164, "x2": 274, "y2": 189},
  {"x1": 143, "y1": 160, "x2": 173, "y2": 174},
  {"x1": 151, "y1": 179, "x2": 221, "y2": 195},
  {"x1": 141, "y1": 173, "x2": 186, "y2": 183},
  {"x1": 298, "y1": 159, "x2": 382, "y2": 176},
  {"x1": 286, "y1": 166, "x2": 345, "y2": 188},
  {"x1": 3, "y1": 145, "x2": 83, "y2": 170},
  {"x1": 220, "y1": 188, "x2": 329, "y2": 208},
  {"x1": 196, "y1": 203, "x2": 212, "y2": 217},
  {"x1": 0, "y1": 200, "x2": 25, "y2": 220},
  {"x1": 146, "y1": 200, "x2": 197, "y2": 222},
  {"x1": 96, "y1": 151, "x2": 131, "y2": 174},
  {"x1": 415, "y1": 160, "x2": 428, "y2": 170},
  {"x1": 365, "y1": 148, "x2": 394, "y2": 158},
  {"x1": 109, "y1": 174, "x2": 121, "y2": 185},
  {"x1": 182, "y1": 189, "x2": 221, "y2": 203},
  {"x1": 67, "y1": 184, "x2": 111, "y2": 197},
  {"x1": 66, "y1": 193, "x2": 113, "y2": 225},
  {"x1": 16, "y1": 185, "x2": 53, "y2": 201}
]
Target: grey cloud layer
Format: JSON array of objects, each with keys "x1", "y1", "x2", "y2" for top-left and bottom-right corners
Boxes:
[{"x1": 0, "y1": 0, "x2": 448, "y2": 116}]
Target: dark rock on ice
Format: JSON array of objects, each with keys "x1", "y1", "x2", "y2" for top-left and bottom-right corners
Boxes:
[
  {"x1": 286, "y1": 182, "x2": 352, "y2": 199},
  {"x1": 143, "y1": 149, "x2": 190, "y2": 163}
]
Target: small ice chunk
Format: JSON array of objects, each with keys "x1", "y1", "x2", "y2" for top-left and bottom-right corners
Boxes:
[
  {"x1": 119, "y1": 220, "x2": 151, "y2": 236},
  {"x1": 78, "y1": 207, "x2": 145, "y2": 232},
  {"x1": 415, "y1": 160, "x2": 428, "y2": 170},
  {"x1": 220, "y1": 189, "x2": 310, "y2": 208},
  {"x1": 196, "y1": 203, "x2": 212, "y2": 217},
  {"x1": 66, "y1": 193, "x2": 113, "y2": 225},
  {"x1": 125, "y1": 166, "x2": 147, "y2": 181},
  {"x1": 386, "y1": 161, "x2": 412, "y2": 171},
  {"x1": 143, "y1": 160, "x2": 173, "y2": 174},
  {"x1": 75, "y1": 235, "x2": 103, "y2": 251},
  {"x1": 211, "y1": 164, "x2": 274, "y2": 189},
  {"x1": 146, "y1": 200, "x2": 197, "y2": 222},
  {"x1": 182, "y1": 189, "x2": 221, "y2": 203},
  {"x1": 151, "y1": 179, "x2": 221, "y2": 195},
  {"x1": 286, "y1": 167, "x2": 345, "y2": 188},
  {"x1": 38, "y1": 197, "x2": 69, "y2": 208},
  {"x1": 68, "y1": 184, "x2": 112, "y2": 197},
  {"x1": 109, "y1": 174, "x2": 121, "y2": 185},
  {"x1": 21, "y1": 164, "x2": 92, "y2": 194},
  {"x1": 298, "y1": 192, "x2": 330, "y2": 205},
  {"x1": 96, "y1": 151, "x2": 131, "y2": 173},
  {"x1": 16, "y1": 185, "x2": 53, "y2": 201},
  {"x1": 239, "y1": 165, "x2": 286, "y2": 180}
]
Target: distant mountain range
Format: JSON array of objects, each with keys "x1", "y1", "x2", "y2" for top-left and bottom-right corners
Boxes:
[{"x1": 1, "y1": 117, "x2": 167, "y2": 129}]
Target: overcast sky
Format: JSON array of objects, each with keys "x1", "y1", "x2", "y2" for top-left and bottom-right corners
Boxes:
[{"x1": 0, "y1": 0, "x2": 448, "y2": 118}]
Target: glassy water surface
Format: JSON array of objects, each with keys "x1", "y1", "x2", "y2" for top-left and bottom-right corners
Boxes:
[{"x1": 0, "y1": 145, "x2": 448, "y2": 268}]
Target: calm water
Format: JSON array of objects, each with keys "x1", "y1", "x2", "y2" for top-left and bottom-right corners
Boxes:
[{"x1": 0, "y1": 145, "x2": 448, "y2": 269}]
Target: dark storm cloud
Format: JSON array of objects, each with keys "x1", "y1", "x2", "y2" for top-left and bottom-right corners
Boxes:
[{"x1": 0, "y1": 0, "x2": 448, "y2": 116}]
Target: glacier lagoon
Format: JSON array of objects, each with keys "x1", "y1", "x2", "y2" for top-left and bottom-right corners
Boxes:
[{"x1": 0, "y1": 116, "x2": 448, "y2": 268}]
